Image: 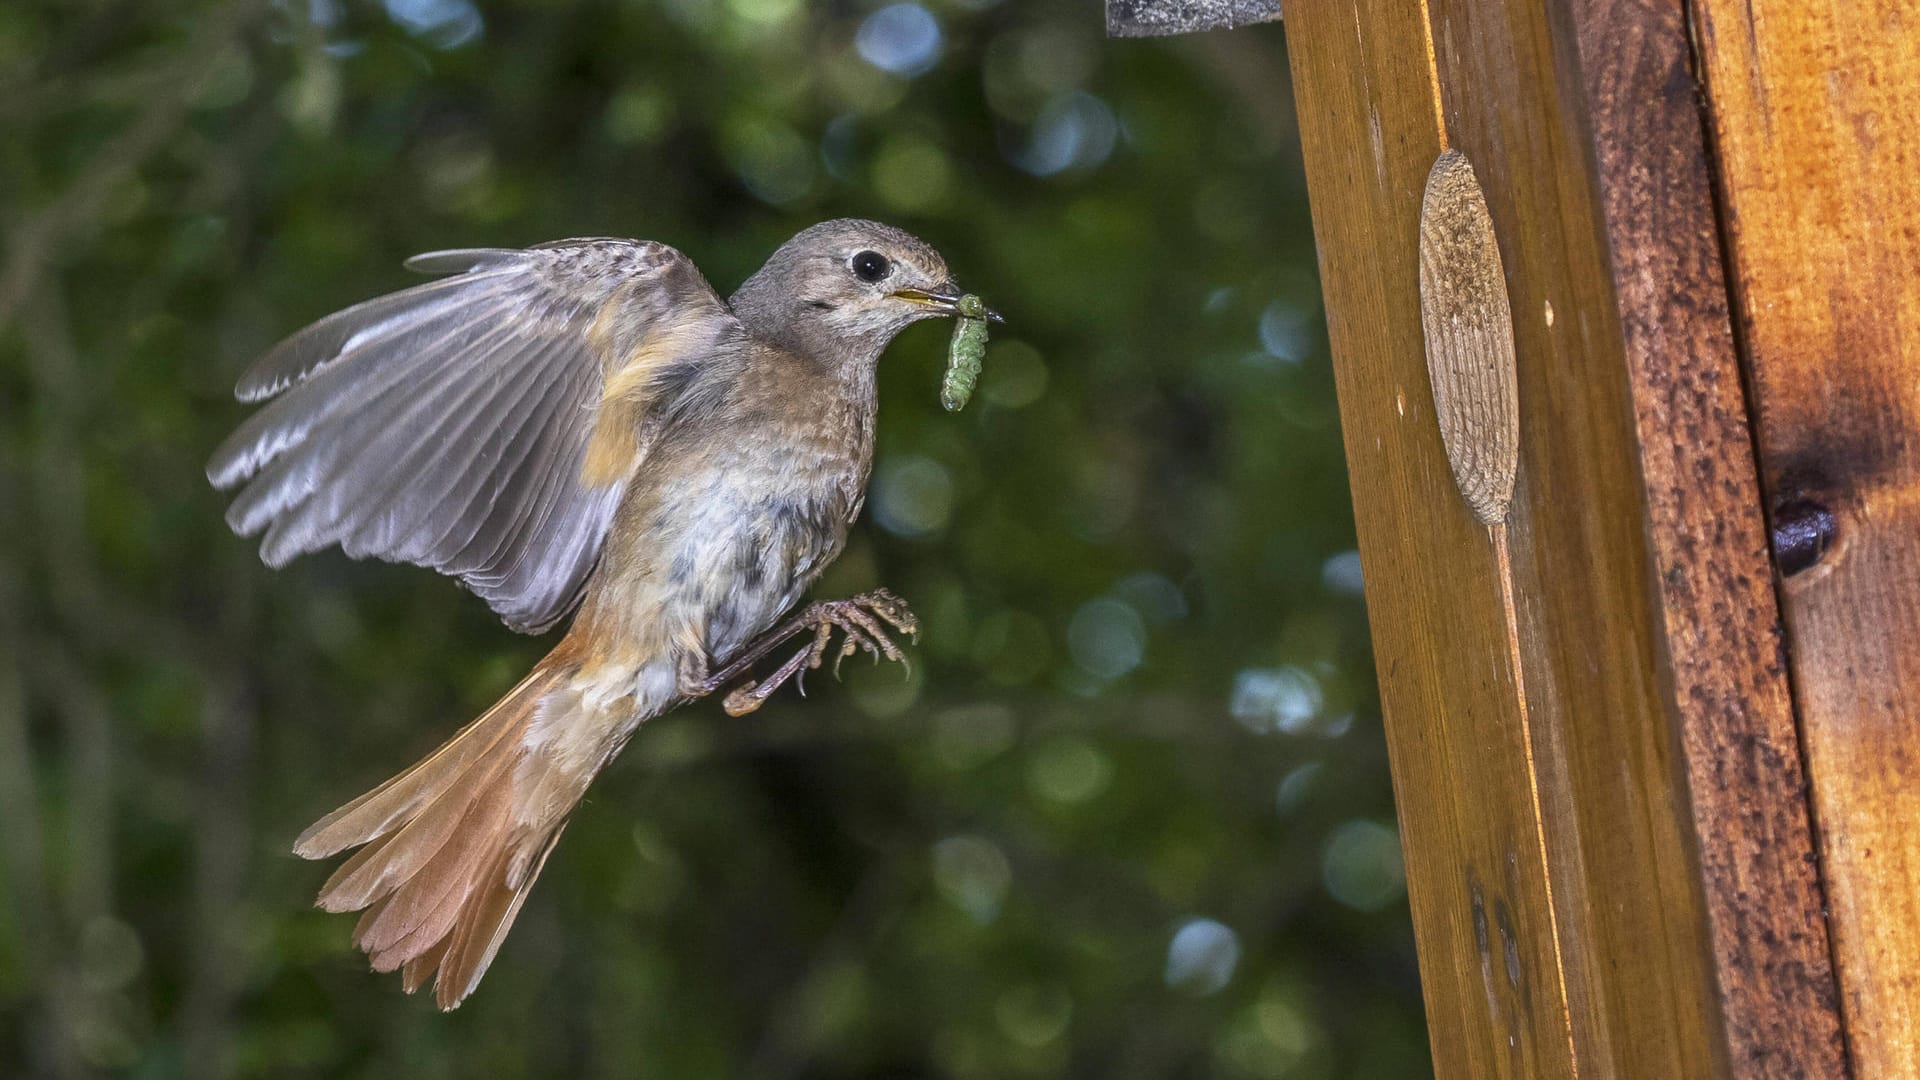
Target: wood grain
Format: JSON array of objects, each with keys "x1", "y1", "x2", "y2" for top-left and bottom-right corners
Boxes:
[
  {"x1": 1418, "y1": 149, "x2": 1520, "y2": 525},
  {"x1": 1691, "y1": 1, "x2": 1920, "y2": 1073},
  {"x1": 1282, "y1": 1, "x2": 1730, "y2": 1074},
  {"x1": 1286, "y1": 12, "x2": 1578, "y2": 1072},
  {"x1": 1561, "y1": 0, "x2": 1851, "y2": 1073}
]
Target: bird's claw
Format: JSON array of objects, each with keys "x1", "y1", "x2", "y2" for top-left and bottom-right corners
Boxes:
[
  {"x1": 808, "y1": 591, "x2": 911, "y2": 679},
  {"x1": 718, "y1": 589, "x2": 918, "y2": 715}
]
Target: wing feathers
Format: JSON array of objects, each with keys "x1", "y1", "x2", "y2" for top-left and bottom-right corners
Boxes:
[
  {"x1": 210, "y1": 297, "x2": 516, "y2": 495},
  {"x1": 376, "y1": 339, "x2": 568, "y2": 570},
  {"x1": 406, "y1": 351, "x2": 577, "y2": 576},
  {"x1": 306, "y1": 319, "x2": 535, "y2": 563},
  {"x1": 210, "y1": 239, "x2": 743, "y2": 633},
  {"x1": 401, "y1": 248, "x2": 526, "y2": 275},
  {"x1": 234, "y1": 269, "x2": 519, "y2": 403},
  {"x1": 253, "y1": 317, "x2": 530, "y2": 567}
]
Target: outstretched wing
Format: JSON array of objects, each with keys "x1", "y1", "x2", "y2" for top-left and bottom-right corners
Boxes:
[{"x1": 208, "y1": 239, "x2": 742, "y2": 633}]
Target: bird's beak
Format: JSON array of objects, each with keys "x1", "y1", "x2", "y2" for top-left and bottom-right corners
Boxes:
[{"x1": 890, "y1": 285, "x2": 1006, "y2": 323}]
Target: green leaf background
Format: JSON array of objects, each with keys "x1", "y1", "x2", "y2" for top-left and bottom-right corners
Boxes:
[{"x1": 0, "y1": 1, "x2": 1426, "y2": 1076}]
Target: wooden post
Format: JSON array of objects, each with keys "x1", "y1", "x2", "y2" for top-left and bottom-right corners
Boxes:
[
  {"x1": 1689, "y1": 3, "x2": 1920, "y2": 1075},
  {"x1": 1107, "y1": 0, "x2": 1920, "y2": 1074}
]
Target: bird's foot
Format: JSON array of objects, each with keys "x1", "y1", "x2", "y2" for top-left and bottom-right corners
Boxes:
[{"x1": 717, "y1": 590, "x2": 919, "y2": 717}]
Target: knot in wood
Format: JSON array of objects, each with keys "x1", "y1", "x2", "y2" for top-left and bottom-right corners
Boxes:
[{"x1": 1771, "y1": 498, "x2": 1836, "y2": 576}]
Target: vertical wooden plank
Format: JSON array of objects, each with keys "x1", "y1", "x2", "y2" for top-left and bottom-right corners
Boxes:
[
  {"x1": 1284, "y1": 12, "x2": 1575, "y2": 1075},
  {"x1": 1559, "y1": 1, "x2": 1852, "y2": 1074},
  {"x1": 1282, "y1": 1, "x2": 1727, "y2": 1075},
  {"x1": 1422, "y1": 5, "x2": 1730, "y2": 1073},
  {"x1": 1692, "y1": 1, "x2": 1920, "y2": 1073}
]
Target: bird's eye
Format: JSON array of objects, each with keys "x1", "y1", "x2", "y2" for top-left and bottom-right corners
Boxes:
[{"x1": 849, "y1": 250, "x2": 892, "y2": 283}]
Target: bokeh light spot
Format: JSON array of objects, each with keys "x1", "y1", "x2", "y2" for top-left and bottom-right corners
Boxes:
[
  {"x1": 1017, "y1": 92, "x2": 1119, "y2": 176},
  {"x1": 872, "y1": 455, "x2": 955, "y2": 538},
  {"x1": 412, "y1": 130, "x2": 500, "y2": 220},
  {"x1": 1165, "y1": 917, "x2": 1240, "y2": 995},
  {"x1": 605, "y1": 85, "x2": 674, "y2": 146},
  {"x1": 281, "y1": 0, "x2": 342, "y2": 28},
  {"x1": 723, "y1": 119, "x2": 816, "y2": 206},
  {"x1": 1259, "y1": 300, "x2": 1316, "y2": 364},
  {"x1": 977, "y1": 340, "x2": 1049, "y2": 408},
  {"x1": 1113, "y1": 571, "x2": 1187, "y2": 623},
  {"x1": 1321, "y1": 819, "x2": 1407, "y2": 912},
  {"x1": 932, "y1": 834, "x2": 1013, "y2": 923},
  {"x1": 1276, "y1": 761, "x2": 1323, "y2": 815},
  {"x1": 1015, "y1": 25, "x2": 1097, "y2": 94},
  {"x1": 78, "y1": 916, "x2": 145, "y2": 993},
  {"x1": 1192, "y1": 178, "x2": 1259, "y2": 242},
  {"x1": 1026, "y1": 735, "x2": 1112, "y2": 804},
  {"x1": 931, "y1": 702, "x2": 1019, "y2": 770},
  {"x1": 726, "y1": 0, "x2": 802, "y2": 26},
  {"x1": 845, "y1": 650, "x2": 924, "y2": 717},
  {"x1": 1068, "y1": 598, "x2": 1146, "y2": 680},
  {"x1": 1065, "y1": 460, "x2": 1136, "y2": 541},
  {"x1": 1320, "y1": 550, "x2": 1365, "y2": 596},
  {"x1": 873, "y1": 138, "x2": 954, "y2": 213},
  {"x1": 1217, "y1": 983, "x2": 1323, "y2": 1078},
  {"x1": 1231, "y1": 665, "x2": 1325, "y2": 735},
  {"x1": 995, "y1": 983, "x2": 1074, "y2": 1048},
  {"x1": 820, "y1": 113, "x2": 863, "y2": 181},
  {"x1": 855, "y1": 4, "x2": 943, "y2": 77},
  {"x1": 382, "y1": 0, "x2": 483, "y2": 49},
  {"x1": 191, "y1": 46, "x2": 255, "y2": 111}
]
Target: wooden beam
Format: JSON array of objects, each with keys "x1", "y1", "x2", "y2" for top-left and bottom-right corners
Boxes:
[
  {"x1": 1279, "y1": 1, "x2": 1848, "y2": 1074},
  {"x1": 1691, "y1": 1, "x2": 1920, "y2": 1074},
  {"x1": 1562, "y1": 0, "x2": 1850, "y2": 1072}
]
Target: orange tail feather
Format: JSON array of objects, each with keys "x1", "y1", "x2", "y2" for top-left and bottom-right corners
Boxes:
[{"x1": 296, "y1": 646, "x2": 601, "y2": 1009}]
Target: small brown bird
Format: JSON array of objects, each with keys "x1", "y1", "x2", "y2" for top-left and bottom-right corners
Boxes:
[{"x1": 208, "y1": 219, "x2": 999, "y2": 1009}]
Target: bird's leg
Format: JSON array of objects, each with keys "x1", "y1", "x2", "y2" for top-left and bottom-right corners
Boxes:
[
  {"x1": 719, "y1": 630, "x2": 827, "y2": 718},
  {"x1": 677, "y1": 589, "x2": 919, "y2": 716}
]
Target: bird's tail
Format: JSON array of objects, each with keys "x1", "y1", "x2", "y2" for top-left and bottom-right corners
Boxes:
[{"x1": 293, "y1": 640, "x2": 619, "y2": 1009}]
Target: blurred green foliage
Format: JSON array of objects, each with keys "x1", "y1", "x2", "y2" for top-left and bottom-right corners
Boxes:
[{"x1": 0, "y1": 0, "x2": 1427, "y2": 1076}]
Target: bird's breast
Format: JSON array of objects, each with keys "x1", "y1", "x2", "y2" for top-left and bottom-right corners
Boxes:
[{"x1": 573, "y1": 424, "x2": 867, "y2": 679}]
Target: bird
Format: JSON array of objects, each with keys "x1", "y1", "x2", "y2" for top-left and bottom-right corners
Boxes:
[{"x1": 206, "y1": 218, "x2": 1000, "y2": 1009}]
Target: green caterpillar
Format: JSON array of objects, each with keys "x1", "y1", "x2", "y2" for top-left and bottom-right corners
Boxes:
[{"x1": 941, "y1": 293, "x2": 991, "y2": 412}]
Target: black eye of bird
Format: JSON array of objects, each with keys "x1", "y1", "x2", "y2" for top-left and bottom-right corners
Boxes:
[{"x1": 849, "y1": 250, "x2": 892, "y2": 283}]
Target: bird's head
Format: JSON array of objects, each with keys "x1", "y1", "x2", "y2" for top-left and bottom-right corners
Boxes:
[{"x1": 731, "y1": 218, "x2": 1000, "y2": 361}]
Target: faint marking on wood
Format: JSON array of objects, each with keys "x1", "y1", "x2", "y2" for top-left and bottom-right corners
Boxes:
[
  {"x1": 1418, "y1": 150, "x2": 1519, "y2": 525},
  {"x1": 1490, "y1": 535, "x2": 1577, "y2": 1077}
]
